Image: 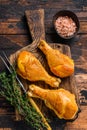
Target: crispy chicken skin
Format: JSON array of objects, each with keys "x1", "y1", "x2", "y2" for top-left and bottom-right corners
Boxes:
[
  {"x1": 17, "y1": 51, "x2": 61, "y2": 87},
  {"x1": 38, "y1": 40, "x2": 74, "y2": 78},
  {"x1": 28, "y1": 84, "x2": 78, "y2": 120}
]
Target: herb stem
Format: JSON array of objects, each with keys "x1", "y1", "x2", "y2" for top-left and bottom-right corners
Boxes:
[{"x1": 0, "y1": 71, "x2": 48, "y2": 130}]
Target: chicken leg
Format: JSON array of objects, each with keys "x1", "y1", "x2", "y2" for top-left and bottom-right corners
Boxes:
[
  {"x1": 28, "y1": 84, "x2": 78, "y2": 120},
  {"x1": 38, "y1": 40, "x2": 74, "y2": 78},
  {"x1": 17, "y1": 51, "x2": 61, "y2": 87}
]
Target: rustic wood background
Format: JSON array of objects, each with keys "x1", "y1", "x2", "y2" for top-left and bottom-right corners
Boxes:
[{"x1": 0, "y1": 0, "x2": 87, "y2": 130}]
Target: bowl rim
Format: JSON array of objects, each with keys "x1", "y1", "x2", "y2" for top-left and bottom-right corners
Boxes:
[{"x1": 53, "y1": 10, "x2": 80, "y2": 39}]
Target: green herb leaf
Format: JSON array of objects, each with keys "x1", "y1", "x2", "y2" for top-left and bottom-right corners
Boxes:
[{"x1": 0, "y1": 71, "x2": 47, "y2": 130}]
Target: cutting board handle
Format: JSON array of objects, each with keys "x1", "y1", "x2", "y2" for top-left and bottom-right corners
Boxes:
[{"x1": 25, "y1": 9, "x2": 45, "y2": 42}]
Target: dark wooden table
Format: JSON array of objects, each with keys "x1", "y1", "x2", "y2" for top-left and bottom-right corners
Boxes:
[{"x1": 0, "y1": 0, "x2": 87, "y2": 130}]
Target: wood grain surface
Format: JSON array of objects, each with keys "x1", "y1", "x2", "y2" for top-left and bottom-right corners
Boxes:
[{"x1": 0, "y1": 1, "x2": 87, "y2": 130}]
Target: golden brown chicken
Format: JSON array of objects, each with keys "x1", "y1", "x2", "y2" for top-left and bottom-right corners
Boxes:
[
  {"x1": 38, "y1": 40, "x2": 74, "y2": 78},
  {"x1": 28, "y1": 84, "x2": 78, "y2": 120},
  {"x1": 17, "y1": 51, "x2": 61, "y2": 87}
]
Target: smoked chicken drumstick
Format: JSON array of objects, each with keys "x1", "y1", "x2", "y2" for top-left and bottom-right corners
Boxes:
[
  {"x1": 28, "y1": 84, "x2": 78, "y2": 120},
  {"x1": 38, "y1": 40, "x2": 74, "y2": 78},
  {"x1": 17, "y1": 51, "x2": 61, "y2": 87}
]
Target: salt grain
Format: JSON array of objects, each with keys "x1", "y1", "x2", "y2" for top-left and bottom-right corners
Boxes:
[{"x1": 55, "y1": 16, "x2": 77, "y2": 37}]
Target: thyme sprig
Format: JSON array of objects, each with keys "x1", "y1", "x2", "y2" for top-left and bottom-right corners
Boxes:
[{"x1": 0, "y1": 71, "x2": 47, "y2": 130}]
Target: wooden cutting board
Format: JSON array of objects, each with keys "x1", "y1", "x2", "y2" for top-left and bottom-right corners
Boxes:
[{"x1": 10, "y1": 9, "x2": 80, "y2": 129}]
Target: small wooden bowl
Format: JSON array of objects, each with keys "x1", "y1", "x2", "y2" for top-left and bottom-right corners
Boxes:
[{"x1": 53, "y1": 10, "x2": 80, "y2": 39}]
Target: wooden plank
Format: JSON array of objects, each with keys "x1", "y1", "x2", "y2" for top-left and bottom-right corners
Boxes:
[
  {"x1": 1, "y1": 10, "x2": 87, "y2": 22},
  {"x1": 75, "y1": 74, "x2": 87, "y2": 105},
  {"x1": 0, "y1": 33, "x2": 87, "y2": 54},
  {"x1": 0, "y1": 98, "x2": 14, "y2": 115},
  {"x1": 0, "y1": 0, "x2": 83, "y2": 7},
  {"x1": 0, "y1": 35, "x2": 31, "y2": 48},
  {"x1": 0, "y1": 108, "x2": 14, "y2": 115},
  {"x1": 1, "y1": 34, "x2": 87, "y2": 50},
  {"x1": 0, "y1": 20, "x2": 87, "y2": 34},
  {"x1": 65, "y1": 106, "x2": 87, "y2": 130},
  {"x1": 3, "y1": 128, "x2": 12, "y2": 130},
  {"x1": 0, "y1": 22, "x2": 28, "y2": 34},
  {"x1": 0, "y1": 1, "x2": 83, "y2": 21}
]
